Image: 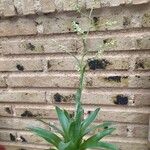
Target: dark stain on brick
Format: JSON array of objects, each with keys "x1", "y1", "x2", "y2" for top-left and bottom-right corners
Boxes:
[
  {"x1": 10, "y1": 133, "x2": 16, "y2": 141},
  {"x1": 26, "y1": 43, "x2": 35, "y2": 51},
  {"x1": 135, "y1": 75, "x2": 141, "y2": 78},
  {"x1": 19, "y1": 149, "x2": 26, "y2": 150},
  {"x1": 68, "y1": 28, "x2": 71, "y2": 31},
  {"x1": 93, "y1": 17, "x2": 99, "y2": 26},
  {"x1": 5, "y1": 107, "x2": 12, "y2": 114},
  {"x1": 47, "y1": 61, "x2": 52, "y2": 69},
  {"x1": 114, "y1": 95, "x2": 128, "y2": 105},
  {"x1": 105, "y1": 76, "x2": 128, "y2": 82},
  {"x1": 21, "y1": 110, "x2": 34, "y2": 117},
  {"x1": 53, "y1": 93, "x2": 75, "y2": 103},
  {"x1": 87, "y1": 111, "x2": 92, "y2": 115},
  {"x1": 103, "y1": 38, "x2": 112, "y2": 45},
  {"x1": 86, "y1": 78, "x2": 93, "y2": 87},
  {"x1": 54, "y1": 93, "x2": 63, "y2": 103},
  {"x1": 105, "y1": 76, "x2": 121, "y2": 82},
  {"x1": 88, "y1": 59, "x2": 111, "y2": 70},
  {"x1": 16, "y1": 64, "x2": 24, "y2": 71},
  {"x1": 123, "y1": 17, "x2": 131, "y2": 26},
  {"x1": 20, "y1": 136, "x2": 27, "y2": 143},
  {"x1": 135, "y1": 60, "x2": 145, "y2": 69}
]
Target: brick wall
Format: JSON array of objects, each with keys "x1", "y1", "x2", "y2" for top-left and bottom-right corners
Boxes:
[{"x1": 0, "y1": 0, "x2": 150, "y2": 150}]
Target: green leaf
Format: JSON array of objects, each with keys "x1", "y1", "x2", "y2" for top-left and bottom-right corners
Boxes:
[
  {"x1": 81, "y1": 128, "x2": 115, "y2": 149},
  {"x1": 58, "y1": 141, "x2": 76, "y2": 150},
  {"x1": 36, "y1": 118, "x2": 64, "y2": 137},
  {"x1": 82, "y1": 121, "x2": 112, "y2": 136},
  {"x1": 28, "y1": 127, "x2": 61, "y2": 148},
  {"x1": 82, "y1": 108, "x2": 100, "y2": 131},
  {"x1": 68, "y1": 120, "x2": 81, "y2": 143},
  {"x1": 55, "y1": 106, "x2": 70, "y2": 138},
  {"x1": 63, "y1": 109, "x2": 72, "y2": 121}
]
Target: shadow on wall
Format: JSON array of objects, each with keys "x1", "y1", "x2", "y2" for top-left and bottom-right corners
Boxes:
[{"x1": 0, "y1": 145, "x2": 5, "y2": 150}]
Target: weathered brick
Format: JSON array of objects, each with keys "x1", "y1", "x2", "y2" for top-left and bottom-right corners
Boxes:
[
  {"x1": 47, "y1": 91, "x2": 75, "y2": 104},
  {"x1": 92, "y1": 123, "x2": 148, "y2": 138},
  {"x1": 9, "y1": 74, "x2": 149, "y2": 89},
  {"x1": 14, "y1": 0, "x2": 23, "y2": 15},
  {"x1": 15, "y1": 105, "x2": 56, "y2": 118},
  {"x1": 47, "y1": 91, "x2": 133, "y2": 106},
  {"x1": 86, "y1": 0, "x2": 150, "y2": 9},
  {"x1": 17, "y1": 131, "x2": 46, "y2": 144},
  {"x1": 35, "y1": 15, "x2": 72, "y2": 34},
  {"x1": 100, "y1": 0, "x2": 125, "y2": 7},
  {"x1": 48, "y1": 56, "x2": 129, "y2": 71},
  {"x1": 148, "y1": 117, "x2": 150, "y2": 147},
  {"x1": 133, "y1": 124, "x2": 148, "y2": 138},
  {"x1": 2, "y1": 0, "x2": 16, "y2": 17},
  {"x1": 85, "y1": 75, "x2": 150, "y2": 88},
  {"x1": 14, "y1": 105, "x2": 74, "y2": 119},
  {"x1": 40, "y1": 0, "x2": 55, "y2": 13},
  {"x1": 86, "y1": 75, "x2": 129, "y2": 88},
  {"x1": 86, "y1": 34, "x2": 150, "y2": 52},
  {"x1": 0, "y1": 104, "x2": 13, "y2": 117},
  {"x1": 0, "y1": 59, "x2": 43, "y2": 72},
  {"x1": 135, "y1": 57, "x2": 150, "y2": 70},
  {"x1": 63, "y1": 0, "x2": 77, "y2": 11},
  {"x1": 0, "y1": 18, "x2": 37, "y2": 37},
  {"x1": 47, "y1": 91, "x2": 150, "y2": 106},
  {"x1": 0, "y1": 117, "x2": 48, "y2": 130},
  {"x1": 134, "y1": 93, "x2": 150, "y2": 106},
  {"x1": 129, "y1": 75, "x2": 150, "y2": 88},
  {"x1": 0, "y1": 0, "x2": 149, "y2": 18},
  {"x1": 13, "y1": 105, "x2": 150, "y2": 124},
  {"x1": 0, "y1": 91, "x2": 45, "y2": 103},
  {"x1": 7, "y1": 74, "x2": 140, "y2": 88},
  {"x1": 132, "y1": 0, "x2": 150, "y2": 4},
  {"x1": 22, "y1": 0, "x2": 35, "y2": 15},
  {"x1": 0, "y1": 142, "x2": 50, "y2": 150},
  {"x1": 92, "y1": 107, "x2": 150, "y2": 124},
  {"x1": 1, "y1": 38, "x2": 77, "y2": 55},
  {"x1": 111, "y1": 138, "x2": 148, "y2": 150},
  {"x1": 78, "y1": 0, "x2": 86, "y2": 8},
  {"x1": 135, "y1": 36, "x2": 150, "y2": 49},
  {"x1": 0, "y1": 130, "x2": 46, "y2": 145},
  {"x1": 85, "y1": 0, "x2": 100, "y2": 9},
  {"x1": 0, "y1": 76, "x2": 6, "y2": 87},
  {"x1": 33, "y1": 5, "x2": 150, "y2": 34},
  {"x1": 0, "y1": 130, "x2": 17, "y2": 142},
  {"x1": 54, "y1": 0, "x2": 63, "y2": 11},
  {"x1": 0, "y1": 1, "x2": 3, "y2": 16},
  {"x1": 7, "y1": 74, "x2": 79, "y2": 88},
  {"x1": 142, "y1": 12, "x2": 150, "y2": 27},
  {"x1": 1, "y1": 33, "x2": 150, "y2": 55}
]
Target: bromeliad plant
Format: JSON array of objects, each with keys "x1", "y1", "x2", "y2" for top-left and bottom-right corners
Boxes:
[{"x1": 29, "y1": 2, "x2": 118, "y2": 150}]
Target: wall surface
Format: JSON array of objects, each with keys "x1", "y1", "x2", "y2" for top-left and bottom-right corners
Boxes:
[{"x1": 0, "y1": 0, "x2": 150, "y2": 150}]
